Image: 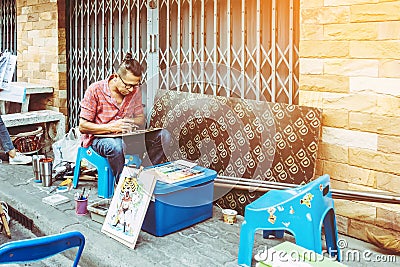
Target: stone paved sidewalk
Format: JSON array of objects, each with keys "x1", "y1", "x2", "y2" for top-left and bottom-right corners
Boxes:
[{"x1": 0, "y1": 163, "x2": 398, "y2": 266}]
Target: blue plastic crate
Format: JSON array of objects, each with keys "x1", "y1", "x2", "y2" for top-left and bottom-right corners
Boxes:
[{"x1": 142, "y1": 164, "x2": 217, "y2": 236}]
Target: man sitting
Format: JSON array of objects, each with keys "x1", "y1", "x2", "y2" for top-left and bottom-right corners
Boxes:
[{"x1": 78, "y1": 52, "x2": 170, "y2": 183}]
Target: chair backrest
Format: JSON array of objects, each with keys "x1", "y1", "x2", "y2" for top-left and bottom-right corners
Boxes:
[
  {"x1": 284, "y1": 174, "x2": 333, "y2": 217},
  {"x1": 0, "y1": 231, "x2": 85, "y2": 267},
  {"x1": 288, "y1": 174, "x2": 332, "y2": 197}
]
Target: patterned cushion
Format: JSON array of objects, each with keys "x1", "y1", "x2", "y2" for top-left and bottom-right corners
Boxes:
[{"x1": 149, "y1": 90, "x2": 322, "y2": 214}]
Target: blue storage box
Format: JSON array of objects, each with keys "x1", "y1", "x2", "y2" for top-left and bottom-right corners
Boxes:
[{"x1": 142, "y1": 164, "x2": 217, "y2": 236}]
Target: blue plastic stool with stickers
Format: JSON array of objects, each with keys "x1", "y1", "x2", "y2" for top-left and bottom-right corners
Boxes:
[
  {"x1": 72, "y1": 146, "x2": 141, "y2": 198},
  {"x1": 237, "y1": 174, "x2": 341, "y2": 267}
]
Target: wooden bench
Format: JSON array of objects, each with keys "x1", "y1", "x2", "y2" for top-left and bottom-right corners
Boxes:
[{"x1": 2, "y1": 110, "x2": 65, "y2": 142}]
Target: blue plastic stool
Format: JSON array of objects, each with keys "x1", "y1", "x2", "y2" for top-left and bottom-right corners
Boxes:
[
  {"x1": 238, "y1": 174, "x2": 341, "y2": 266},
  {"x1": 73, "y1": 146, "x2": 114, "y2": 198},
  {"x1": 73, "y1": 146, "x2": 142, "y2": 198}
]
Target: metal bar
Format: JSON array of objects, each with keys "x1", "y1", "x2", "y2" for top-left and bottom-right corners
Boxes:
[
  {"x1": 214, "y1": 177, "x2": 400, "y2": 204},
  {"x1": 288, "y1": 0, "x2": 294, "y2": 104},
  {"x1": 1, "y1": 2, "x2": 4, "y2": 50},
  {"x1": 256, "y1": 0, "x2": 261, "y2": 101},
  {"x1": 200, "y1": 0, "x2": 205, "y2": 94},
  {"x1": 102, "y1": 0, "x2": 105, "y2": 78},
  {"x1": 8, "y1": 1, "x2": 10, "y2": 49},
  {"x1": 213, "y1": 0, "x2": 217, "y2": 96},
  {"x1": 177, "y1": 0, "x2": 181, "y2": 91},
  {"x1": 136, "y1": 0, "x2": 140, "y2": 60},
  {"x1": 0, "y1": 2, "x2": 2, "y2": 50},
  {"x1": 167, "y1": 0, "x2": 170, "y2": 90},
  {"x1": 271, "y1": 0, "x2": 277, "y2": 102},
  {"x1": 3, "y1": 1, "x2": 5, "y2": 49},
  {"x1": 226, "y1": 0, "x2": 231, "y2": 97},
  {"x1": 94, "y1": 0, "x2": 98, "y2": 80},
  {"x1": 218, "y1": 175, "x2": 298, "y2": 189},
  {"x1": 214, "y1": 181, "x2": 400, "y2": 204},
  {"x1": 240, "y1": 0, "x2": 245, "y2": 99},
  {"x1": 127, "y1": 0, "x2": 131, "y2": 51},
  {"x1": 118, "y1": 0, "x2": 122, "y2": 62},
  {"x1": 189, "y1": 0, "x2": 193, "y2": 92},
  {"x1": 109, "y1": 0, "x2": 113, "y2": 74},
  {"x1": 73, "y1": 0, "x2": 78, "y2": 126},
  {"x1": 13, "y1": 0, "x2": 17, "y2": 53},
  {"x1": 80, "y1": 0, "x2": 84, "y2": 103},
  {"x1": 87, "y1": 0, "x2": 90, "y2": 88}
]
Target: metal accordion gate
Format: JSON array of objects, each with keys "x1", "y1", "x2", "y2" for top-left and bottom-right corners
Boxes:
[
  {"x1": 0, "y1": 0, "x2": 16, "y2": 54},
  {"x1": 67, "y1": 0, "x2": 299, "y2": 128},
  {"x1": 0, "y1": 0, "x2": 17, "y2": 82}
]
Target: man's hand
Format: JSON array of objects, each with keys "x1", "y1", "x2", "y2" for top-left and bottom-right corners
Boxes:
[
  {"x1": 109, "y1": 118, "x2": 139, "y2": 133},
  {"x1": 120, "y1": 118, "x2": 139, "y2": 133},
  {"x1": 79, "y1": 117, "x2": 142, "y2": 135}
]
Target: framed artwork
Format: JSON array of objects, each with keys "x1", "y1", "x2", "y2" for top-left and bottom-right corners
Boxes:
[{"x1": 101, "y1": 166, "x2": 157, "y2": 249}]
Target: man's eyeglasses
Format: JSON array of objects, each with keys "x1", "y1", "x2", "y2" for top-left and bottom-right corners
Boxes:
[{"x1": 119, "y1": 75, "x2": 141, "y2": 89}]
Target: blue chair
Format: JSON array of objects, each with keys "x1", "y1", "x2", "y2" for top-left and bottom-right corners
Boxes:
[
  {"x1": 0, "y1": 231, "x2": 85, "y2": 266},
  {"x1": 238, "y1": 174, "x2": 341, "y2": 266},
  {"x1": 73, "y1": 146, "x2": 141, "y2": 198}
]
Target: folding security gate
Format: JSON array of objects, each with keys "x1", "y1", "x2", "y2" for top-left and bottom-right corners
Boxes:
[
  {"x1": 67, "y1": 0, "x2": 299, "y2": 128},
  {"x1": 67, "y1": 0, "x2": 148, "y2": 127},
  {"x1": 0, "y1": 0, "x2": 17, "y2": 83},
  {"x1": 0, "y1": 0, "x2": 16, "y2": 54}
]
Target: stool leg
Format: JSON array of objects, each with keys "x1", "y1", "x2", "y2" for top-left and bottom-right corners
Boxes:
[
  {"x1": 107, "y1": 166, "x2": 115, "y2": 197},
  {"x1": 72, "y1": 150, "x2": 83, "y2": 189},
  {"x1": 294, "y1": 223, "x2": 323, "y2": 254},
  {"x1": 238, "y1": 222, "x2": 256, "y2": 267},
  {"x1": 323, "y1": 210, "x2": 341, "y2": 261},
  {"x1": 97, "y1": 165, "x2": 110, "y2": 198}
]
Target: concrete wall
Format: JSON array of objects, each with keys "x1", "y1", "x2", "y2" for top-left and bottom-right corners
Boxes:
[
  {"x1": 16, "y1": 0, "x2": 67, "y2": 115},
  {"x1": 299, "y1": 0, "x2": 400, "y2": 241}
]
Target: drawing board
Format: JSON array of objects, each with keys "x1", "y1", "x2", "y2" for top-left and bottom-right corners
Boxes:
[{"x1": 101, "y1": 166, "x2": 157, "y2": 249}]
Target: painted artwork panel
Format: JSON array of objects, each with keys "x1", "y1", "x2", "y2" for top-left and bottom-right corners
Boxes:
[{"x1": 101, "y1": 167, "x2": 156, "y2": 249}]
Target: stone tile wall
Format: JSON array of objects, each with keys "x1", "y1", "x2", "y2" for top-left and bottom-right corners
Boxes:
[
  {"x1": 299, "y1": 0, "x2": 400, "y2": 241},
  {"x1": 16, "y1": 0, "x2": 67, "y2": 115}
]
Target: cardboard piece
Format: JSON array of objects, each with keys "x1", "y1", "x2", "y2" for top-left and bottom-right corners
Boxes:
[
  {"x1": 42, "y1": 194, "x2": 70, "y2": 206},
  {"x1": 101, "y1": 167, "x2": 156, "y2": 249},
  {"x1": 0, "y1": 54, "x2": 17, "y2": 89},
  {"x1": 0, "y1": 52, "x2": 17, "y2": 90},
  {"x1": 0, "y1": 83, "x2": 26, "y2": 103}
]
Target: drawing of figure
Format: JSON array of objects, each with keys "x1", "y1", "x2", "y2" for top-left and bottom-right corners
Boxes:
[{"x1": 112, "y1": 177, "x2": 143, "y2": 234}]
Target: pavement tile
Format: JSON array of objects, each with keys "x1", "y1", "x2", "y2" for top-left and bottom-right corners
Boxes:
[{"x1": 0, "y1": 163, "x2": 399, "y2": 267}]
